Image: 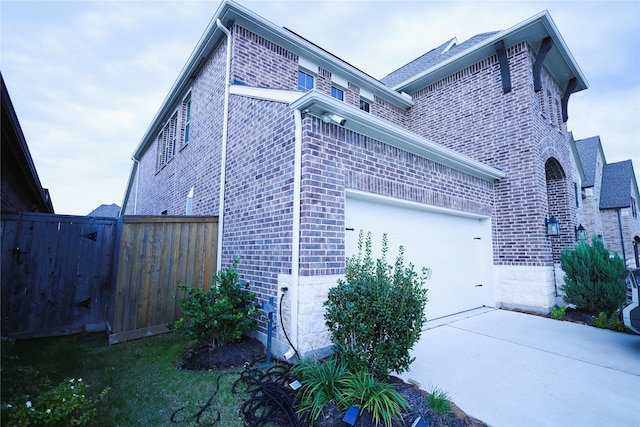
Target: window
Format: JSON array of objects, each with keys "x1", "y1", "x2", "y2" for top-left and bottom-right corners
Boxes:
[
  {"x1": 298, "y1": 70, "x2": 314, "y2": 91},
  {"x1": 331, "y1": 86, "x2": 344, "y2": 101},
  {"x1": 359, "y1": 99, "x2": 370, "y2": 113},
  {"x1": 632, "y1": 197, "x2": 638, "y2": 218},
  {"x1": 574, "y1": 182, "x2": 579, "y2": 207},
  {"x1": 182, "y1": 95, "x2": 191, "y2": 145},
  {"x1": 156, "y1": 112, "x2": 178, "y2": 171}
]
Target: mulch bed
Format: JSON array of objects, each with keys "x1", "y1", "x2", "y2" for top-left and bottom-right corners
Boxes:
[{"x1": 176, "y1": 337, "x2": 485, "y2": 427}]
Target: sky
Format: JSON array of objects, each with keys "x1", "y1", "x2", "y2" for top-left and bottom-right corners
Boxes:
[{"x1": 1, "y1": 0, "x2": 639, "y2": 216}]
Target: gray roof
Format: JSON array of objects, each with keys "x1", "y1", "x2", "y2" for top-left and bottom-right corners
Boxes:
[
  {"x1": 381, "y1": 32, "x2": 500, "y2": 87},
  {"x1": 88, "y1": 203, "x2": 121, "y2": 217},
  {"x1": 600, "y1": 160, "x2": 633, "y2": 209},
  {"x1": 574, "y1": 136, "x2": 605, "y2": 188}
]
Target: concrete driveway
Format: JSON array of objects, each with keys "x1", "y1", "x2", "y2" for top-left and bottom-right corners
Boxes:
[{"x1": 398, "y1": 308, "x2": 640, "y2": 427}]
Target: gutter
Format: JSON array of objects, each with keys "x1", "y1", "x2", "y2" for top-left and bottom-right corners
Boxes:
[
  {"x1": 290, "y1": 108, "x2": 303, "y2": 350},
  {"x1": 617, "y1": 208, "x2": 627, "y2": 264},
  {"x1": 216, "y1": 18, "x2": 232, "y2": 273}
]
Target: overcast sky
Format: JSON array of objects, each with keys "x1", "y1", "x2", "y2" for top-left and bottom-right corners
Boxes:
[{"x1": 1, "y1": 0, "x2": 639, "y2": 215}]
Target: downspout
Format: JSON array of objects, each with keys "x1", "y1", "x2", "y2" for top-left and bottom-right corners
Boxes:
[
  {"x1": 132, "y1": 157, "x2": 140, "y2": 215},
  {"x1": 216, "y1": 18, "x2": 231, "y2": 272},
  {"x1": 617, "y1": 208, "x2": 627, "y2": 264},
  {"x1": 290, "y1": 108, "x2": 303, "y2": 351}
]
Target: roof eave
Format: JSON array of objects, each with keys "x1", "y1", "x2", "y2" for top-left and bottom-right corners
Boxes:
[
  {"x1": 132, "y1": 0, "x2": 413, "y2": 159},
  {"x1": 290, "y1": 91, "x2": 505, "y2": 182},
  {"x1": 392, "y1": 11, "x2": 589, "y2": 95}
]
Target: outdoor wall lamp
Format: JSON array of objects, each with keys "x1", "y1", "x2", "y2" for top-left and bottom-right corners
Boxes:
[
  {"x1": 545, "y1": 216, "x2": 560, "y2": 236},
  {"x1": 575, "y1": 224, "x2": 587, "y2": 241},
  {"x1": 321, "y1": 113, "x2": 346, "y2": 126}
]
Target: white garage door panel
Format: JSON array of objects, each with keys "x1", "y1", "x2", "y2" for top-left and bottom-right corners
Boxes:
[{"x1": 345, "y1": 196, "x2": 491, "y2": 321}]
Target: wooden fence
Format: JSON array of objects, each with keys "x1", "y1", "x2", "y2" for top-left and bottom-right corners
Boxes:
[
  {"x1": 109, "y1": 216, "x2": 218, "y2": 343},
  {"x1": 1, "y1": 213, "x2": 218, "y2": 343},
  {"x1": 1, "y1": 212, "x2": 118, "y2": 338}
]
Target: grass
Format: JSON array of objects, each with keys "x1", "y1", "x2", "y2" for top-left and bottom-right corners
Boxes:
[
  {"x1": 2, "y1": 332, "x2": 246, "y2": 426},
  {"x1": 427, "y1": 385, "x2": 452, "y2": 415}
]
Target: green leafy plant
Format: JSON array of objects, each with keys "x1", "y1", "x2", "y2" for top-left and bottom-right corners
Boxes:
[
  {"x1": 1, "y1": 378, "x2": 110, "y2": 427},
  {"x1": 560, "y1": 237, "x2": 627, "y2": 316},
  {"x1": 339, "y1": 370, "x2": 409, "y2": 427},
  {"x1": 550, "y1": 305, "x2": 567, "y2": 320},
  {"x1": 324, "y1": 231, "x2": 429, "y2": 377},
  {"x1": 292, "y1": 357, "x2": 349, "y2": 423},
  {"x1": 169, "y1": 257, "x2": 261, "y2": 347},
  {"x1": 427, "y1": 386, "x2": 452, "y2": 415},
  {"x1": 591, "y1": 311, "x2": 628, "y2": 332}
]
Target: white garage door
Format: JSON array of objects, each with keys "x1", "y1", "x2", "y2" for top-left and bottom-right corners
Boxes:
[{"x1": 345, "y1": 192, "x2": 494, "y2": 321}]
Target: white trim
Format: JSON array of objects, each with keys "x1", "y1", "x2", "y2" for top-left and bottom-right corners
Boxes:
[
  {"x1": 345, "y1": 189, "x2": 491, "y2": 220},
  {"x1": 216, "y1": 19, "x2": 232, "y2": 272},
  {"x1": 291, "y1": 108, "x2": 303, "y2": 350},
  {"x1": 331, "y1": 74, "x2": 349, "y2": 89},
  {"x1": 298, "y1": 56, "x2": 317, "y2": 74},
  {"x1": 291, "y1": 91, "x2": 505, "y2": 182},
  {"x1": 229, "y1": 85, "x2": 304, "y2": 103}
]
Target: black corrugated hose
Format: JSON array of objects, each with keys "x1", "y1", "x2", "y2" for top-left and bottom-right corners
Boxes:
[{"x1": 233, "y1": 361, "x2": 307, "y2": 427}]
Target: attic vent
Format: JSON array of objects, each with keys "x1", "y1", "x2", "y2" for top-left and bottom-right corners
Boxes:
[{"x1": 441, "y1": 38, "x2": 457, "y2": 54}]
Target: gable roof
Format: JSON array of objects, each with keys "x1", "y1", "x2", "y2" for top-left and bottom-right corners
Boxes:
[
  {"x1": 387, "y1": 10, "x2": 588, "y2": 96},
  {"x1": 131, "y1": 0, "x2": 414, "y2": 161},
  {"x1": 600, "y1": 160, "x2": 635, "y2": 209},
  {"x1": 574, "y1": 136, "x2": 606, "y2": 187},
  {"x1": 88, "y1": 203, "x2": 121, "y2": 217},
  {"x1": 1, "y1": 73, "x2": 54, "y2": 213},
  {"x1": 381, "y1": 32, "x2": 499, "y2": 87}
]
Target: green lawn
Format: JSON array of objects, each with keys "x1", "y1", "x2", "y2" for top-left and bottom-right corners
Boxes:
[{"x1": 2, "y1": 332, "x2": 246, "y2": 426}]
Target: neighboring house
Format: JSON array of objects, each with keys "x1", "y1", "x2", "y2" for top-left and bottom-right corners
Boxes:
[
  {"x1": 1, "y1": 73, "x2": 54, "y2": 214},
  {"x1": 121, "y1": 1, "x2": 634, "y2": 357},
  {"x1": 575, "y1": 135, "x2": 640, "y2": 266},
  {"x1": 87, "y1": 203, "x2": 121, "y2": 218}
]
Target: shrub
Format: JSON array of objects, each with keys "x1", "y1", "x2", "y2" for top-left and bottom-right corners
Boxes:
[
  {"x1": 427, "y1": 386, "x2": 451, "y2": 415},
  {"x1": 292, "y1": 357, "x2": 349, "y2": 423},
  {"x1": 324, "y1": 231, "x2": 429, "y2": 377},
  {"x1": 550, "y1": 305, "x2": 566, "y2": 320},
  {"x1": 591, "y1": 311, "x2": 628, "y2": 332},
  {"x1": 292, "y1": 356, "x2": 408, "y2": 427},
  {"x1": 339, "y1": 370, "x2": 409, "y2": 427},
  {"x1": 1, "y1": 378, "x2": 110, "y2": 427},
  {"x1": 169, "y1": 257, "x2": 261, "y2": 347},
  {"x1": 560, "y1": 237, "x2": 627, "y2": 316}
]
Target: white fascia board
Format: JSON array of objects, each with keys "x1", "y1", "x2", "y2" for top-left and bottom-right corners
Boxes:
[
  {"x1": 290, "y1": 91, "x2": 505, "y2": 182},
  {"x1": 230, "y1": 85, "x2": 305, "y2": 103},
  {"x1": 346, "y1": 189, "x2": 491, "y2": 220},
  {"x1": 133, "y1": 0, "x2": 413, "y2": 159},
  {"x1": 221, "y1": 1, "x2": 413, "y2": 109},
  {"x1": 393, "y1": 11, "x2": 588, "y2": 94}
]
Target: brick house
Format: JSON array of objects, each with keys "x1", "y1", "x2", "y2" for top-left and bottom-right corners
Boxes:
[
  {"x1": 574, "y1": 135, "x2": 640, "y2": 267},
  {"x1": 121, "y1": 1, "x2": 637, "y2": 357}
]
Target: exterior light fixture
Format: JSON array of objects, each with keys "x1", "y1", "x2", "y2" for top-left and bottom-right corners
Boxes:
[
  {"x1": 575, "y1": 224, "x2": 587, "y2": 241},
  {"x1": 321, "y1": 113, "x2": 346, "y2": 126},
  {"x1": 545, "y1": 216, "x2": 560, "y2": 236}
]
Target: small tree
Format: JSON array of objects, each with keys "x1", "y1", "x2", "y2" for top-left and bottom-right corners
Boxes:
[
  {"x1": 169, "y1": 257, "x2": 261, "y2": 347},
  {"x1": 560, "y1": 237, "x2": 627, "y2": 316},
  {"x1": 324, "y1": 231, "x2": 429, "y2": 378}
]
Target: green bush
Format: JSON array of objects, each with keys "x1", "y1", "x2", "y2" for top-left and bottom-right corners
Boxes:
[
  {"x1": 292, "y1": 357, "x2": 349, "y2": 423},
  {"x1": 550, "y1": 305, "x2": 567, "y2": 320},
  {"x1": 169, "y1": 257, "x2": 261, "y2": 347},
  {"x1": 591, "y1": 311, "x2": 628, "y2": 332},
  {"x1": 427, "y1": 385, "x2": 452, "y2": 415},
  {"x1": 1, "y1": 340, "x2": 109, "y2": 427},
  {"x1": 324, "y1": 231, "x2": 429, "y2": 377},
  {"x1": 339, "y1": 370, "x2": 409, "y2": 427},
  {"x1": 292, "y1": 356, "x2": 408, "y2": 427},
  {"x1": 560, "y1": 237, "x2": 627, "y2": 316}
]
